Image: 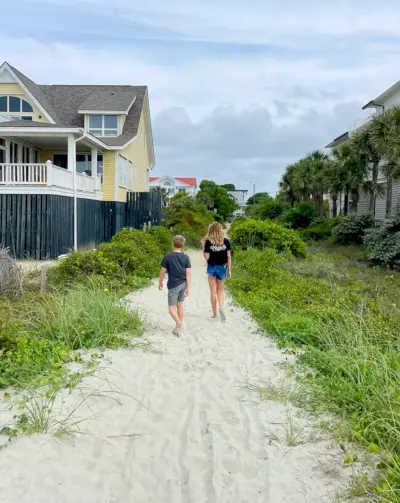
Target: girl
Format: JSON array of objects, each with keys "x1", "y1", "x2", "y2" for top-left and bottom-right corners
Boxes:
[{"x1": 203, "y1": 222, "x2": 232, "y2": 322}]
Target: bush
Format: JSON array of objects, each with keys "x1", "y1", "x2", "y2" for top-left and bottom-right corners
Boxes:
[
  {"x1": 147, "y1": 226, "x2": 173, "y2": 254},
  {"x1": 100, "y1": 229, "x2": 161, "y2": 278},
  {"x1": 332, "y1": 213, "x2": 375, "y2": 245},
  {"x1": 364, "y1": 207, "x2": 400, "y2": 268},
  {"x1": 300, "y1": 218, "x2": 340, "y2": 241},
  {"x1": 55, "y1": 250, "x2": 121, "y2": 283},
  {"x1": 229, "y1": 219, "x2": 306, "y2": 257},
  {"x1": 281, "y1": 202, "x2": 318, "y2": 229}
]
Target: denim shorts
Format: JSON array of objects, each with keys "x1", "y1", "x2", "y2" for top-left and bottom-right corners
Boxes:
[
  {"x1": 207, "y1": 264, "x2": 227, "y2": 281},
  {"x1": 168, "y1": 282, "x2": 186, "y2": 306}
]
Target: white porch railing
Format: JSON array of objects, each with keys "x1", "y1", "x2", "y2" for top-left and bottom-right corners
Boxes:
[
  {"x1": 0, "y1": 162, "x2": 100, "y2": 194},
  {"x1": 349, "y1": 115, "x2": 374, "y2": 134}
]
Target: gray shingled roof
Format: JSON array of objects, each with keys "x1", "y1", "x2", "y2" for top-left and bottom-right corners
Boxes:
[
  {"x1": 78, "y1": 88, "x2": 136, "y2": 112},
  {"x1": 4, "y1": 63, "x2": 148, "y2": 147},
  {"x1": 0, "y1": 120, "x2": 77, "y2": 128}
]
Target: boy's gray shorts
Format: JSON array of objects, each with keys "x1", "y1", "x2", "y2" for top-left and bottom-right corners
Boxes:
[{"x1": 168, "y1": 282, "x2": 186, "y2": 306}]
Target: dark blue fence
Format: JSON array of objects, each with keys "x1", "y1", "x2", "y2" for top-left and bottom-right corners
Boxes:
[{"x1": 0, "y1": 191, "x2": 163, "y2": 259}]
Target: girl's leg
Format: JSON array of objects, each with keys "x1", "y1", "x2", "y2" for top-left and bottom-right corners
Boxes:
[
  {"x1": 207, "y1": 275, "x2": 218, "y2": 317},
  {"x1": 216, "y1": 279, "x2": 225, "y2": 309}
]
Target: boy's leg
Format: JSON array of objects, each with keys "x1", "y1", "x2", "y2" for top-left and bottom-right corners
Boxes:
[
  {"x1": 177, "y1": 301, "x2": 184, "y2": 323},
  {"x1": 168, "y1": 286, "x2": 182, "y2": 328}
]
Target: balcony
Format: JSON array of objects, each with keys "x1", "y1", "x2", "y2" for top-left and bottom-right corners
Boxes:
[
  {"x1": 349, "y1": 115, "x2": 374, "y2": 135},
  {"x1": 0, "y1": 161, "x2": 101, "y2": 198}
]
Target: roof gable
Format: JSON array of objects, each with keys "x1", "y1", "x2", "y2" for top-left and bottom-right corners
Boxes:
[
  {"x1": 0, "y1": 62, "x2": 58, "y2": 123},
  {"x1": 78, "y1": 88, "x2": 136, "y2": 113}
]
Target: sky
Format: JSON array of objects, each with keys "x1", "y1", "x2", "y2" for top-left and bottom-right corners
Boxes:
[{"x1": 2, "y1": 0, "x2": 400, "y2": 193}]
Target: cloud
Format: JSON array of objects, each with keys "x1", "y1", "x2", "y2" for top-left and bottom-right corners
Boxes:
[{"x1": 2, "y1": 0, "x2": 400, "y2": 193}]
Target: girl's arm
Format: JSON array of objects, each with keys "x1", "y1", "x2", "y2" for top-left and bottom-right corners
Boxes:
[{"x1": 227, "y1": 250, "x2": 232, "y2": 279}]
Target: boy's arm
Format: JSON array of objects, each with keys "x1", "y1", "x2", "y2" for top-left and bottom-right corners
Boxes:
[
  {"x1": 185, "y1": 267, "x2": 192, "y2": 296},
  {"x1": 159, "y1": 267, "x2": 167, "y2": 290}
]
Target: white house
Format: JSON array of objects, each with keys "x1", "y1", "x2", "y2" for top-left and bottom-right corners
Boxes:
[
  {"x1": 149, "y1": 176, "x2": 197, "y2": 198},
  {"x1": 227, "y1": 189, "x2": 248, "y2": 216},
  {"x1": 326, "y1": 78, "x2": 400, "y2": 219}
]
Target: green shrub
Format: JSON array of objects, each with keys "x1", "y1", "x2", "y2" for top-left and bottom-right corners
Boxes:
[
  {"x1": 300, "y1": 218, "x2": 340, "y2": 241},
  {"x1": 281, "y1": 202, "x2": 317, "y2": 229},
  {"x1": 180, "y1": 231, "x2": 203, "y2": 250},
  {"x1": 229, "y1": 219, "x2": 306, "y2": 257},
  {"x1": 147, "y1": 226, "x2": 173, "y2": 254},
  {"x1": 332, "y1": 213, "x2": 375, "y2": 245},
  {"x1": 54, "y1": 250, "x2": 121, "y2": 283},
  {"x1": 364, "y1": 206, "x2": 400, "y2": 268},
  {"x1": 164, "y1": 194, "x2": 214, "y2": 237}
]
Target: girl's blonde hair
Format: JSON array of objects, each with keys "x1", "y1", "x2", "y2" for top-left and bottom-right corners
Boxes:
[{"x1": 206, "y1": 222, "x2": 225, "y2": 246}]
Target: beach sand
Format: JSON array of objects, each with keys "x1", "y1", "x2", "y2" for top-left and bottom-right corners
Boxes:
[{"x1": 0, "y1": 250, "x2": 353, "y2": 502}]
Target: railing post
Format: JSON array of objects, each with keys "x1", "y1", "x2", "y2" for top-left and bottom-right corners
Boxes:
[{"x1": 46, "y1": 160, "x2": 53, "y2": 186}]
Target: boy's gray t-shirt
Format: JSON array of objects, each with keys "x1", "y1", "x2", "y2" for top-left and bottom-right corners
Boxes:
[{"x1": 161, "y1": 252, "x2": 191, "y2": 289}]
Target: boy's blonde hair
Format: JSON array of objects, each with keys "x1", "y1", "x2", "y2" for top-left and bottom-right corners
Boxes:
[
  {"x1": 173, "y1": 235, "x2": 186, "y2": 249},
  {"x1": 206, "y1": 222, "x2": 224, "y2": 246}
]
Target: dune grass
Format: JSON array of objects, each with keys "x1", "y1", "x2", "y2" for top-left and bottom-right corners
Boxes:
[{"x1": 229, "y1": 242, "x2": 400, "y2": 501}]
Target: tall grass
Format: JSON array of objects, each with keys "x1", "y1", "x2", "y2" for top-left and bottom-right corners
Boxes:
[
  {"x1": 229, "y1": 244, "x2": 400, "y2": 501},
  {"x1": 0, "y1": 283, "x2": 143, "y2": 389}
]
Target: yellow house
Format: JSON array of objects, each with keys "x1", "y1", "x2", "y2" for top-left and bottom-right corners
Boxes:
[{"x1": 0, "y1": 61, "x2": 155, "y2": 201}]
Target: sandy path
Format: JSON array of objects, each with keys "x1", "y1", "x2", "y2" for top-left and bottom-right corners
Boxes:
[{"x1": 0, "y1": 251, "x2": 350, "y2": 503}]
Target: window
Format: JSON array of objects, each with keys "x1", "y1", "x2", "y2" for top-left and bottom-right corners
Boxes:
[
  {"x1": 0, "y1": 96, "x2": 34, "y2": 118},
  {"x1": 119, "y1": 155, "x2": 127, "y2": 186},
  {"x1": 127, "y1": 160, "x2": 133, "y2": 189},
  {"x1": 53, "y1": 153, "x2": 103, "y2": 175},
  {"x1": 89, "y1": 115, "x2": 118, "y2": 136}
]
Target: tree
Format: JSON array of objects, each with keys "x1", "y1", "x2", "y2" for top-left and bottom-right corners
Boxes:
[
  {"x1": 279, "y1": 165, "x2": 301, "y2": 208},
  {"x1": 246, "y1": 192, "x2": 272, "y2": 206},
  {"x1": 350, "y1": 127, "x2": 381, "y2": 215},
  {"x1": 369, "y1": 107, "x2": 400, "y2": 218},
  {"x1": 220, "y1": 184, "x2": 236, "y2": 191},
  {"x1": 196, "y1": 180, "x2": 237, "y2": 220}
]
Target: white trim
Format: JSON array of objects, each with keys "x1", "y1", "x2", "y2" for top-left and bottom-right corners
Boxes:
[
  {"x1": 114, "y1": 151, "x2": 119, "y2": 200},
  {"x1": 0, "y1": 186, "x2": 101, "y2": 199},
  {"x1": 79, "y1": 110, "x2": 128, "y2": 115},
  {"x1": 0, "y1": 63, "x2": 56, "y2": 124}
]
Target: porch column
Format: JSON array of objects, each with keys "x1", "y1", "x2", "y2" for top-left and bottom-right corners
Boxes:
[
  {"x1": 67, "y1": 134, "x2": 76, "y2": 171},
  {"x1": 91, "y1": 148, "x2": 98, "y2": 179},
  {"x1": 4, "y1": 139, "x2": 10, "y2": 163}
]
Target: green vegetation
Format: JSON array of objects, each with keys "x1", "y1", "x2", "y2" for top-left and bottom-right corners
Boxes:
[
  {"x1": 0, "y1": 226, "x2": 168, "y2": 399},
  {"x1": 163, "y1": 193, "x2": 215, "y2": 247},
  {"x1": 229, "y1": 218, "x2": 306, "y2": 257},
  {"x1": 228, "y1": 227, "x2": 400, "y2": 500},
  {"x1": 196, "y1": 180, "x2": 237, "y2": 220},
  {"x1": 332, "y1": 213, "x2": 376, "y2": 245},
  {"x1": 364, "y1": 207, "x2": 400, "y2": 269}
]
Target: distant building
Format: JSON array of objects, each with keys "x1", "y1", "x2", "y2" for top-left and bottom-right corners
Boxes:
[
  {"x1": 228, "y1": 189, "x2": 248, "y2": 216},
  {"x1": 149, "y1": 176, "x2": 197, "y2": 198}
]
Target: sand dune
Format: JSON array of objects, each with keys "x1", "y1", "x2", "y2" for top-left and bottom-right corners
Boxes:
[{"x1": 0, "y1": 251, "x2": 352, "y2": 502}]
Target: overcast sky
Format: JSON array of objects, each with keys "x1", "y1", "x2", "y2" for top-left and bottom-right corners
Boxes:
[{"x1": 2, "y1": 0, "x2": 400, "y2": 193}]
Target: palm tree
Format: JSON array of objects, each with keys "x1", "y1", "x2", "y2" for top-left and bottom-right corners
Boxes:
[
  {"x1": 279, "y1": 164, "x2": 300, "y2": 207},
  {"x1": 304, "y1": 150, "x2": 328, "y2": 217},
  {"x1": 326, "y1": 142, "x2": 370, "y2": 215},
  {"x1": 369, "y1": 107, "x2": 400, "y2": 218},
  {"x1": 350, "y1": 127, "x2": 381, "y2": 216}
]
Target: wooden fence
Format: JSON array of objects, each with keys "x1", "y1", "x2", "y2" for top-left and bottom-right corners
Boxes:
[{"x1": 0, "y1": 191, "x2": 163, "y2": 259}]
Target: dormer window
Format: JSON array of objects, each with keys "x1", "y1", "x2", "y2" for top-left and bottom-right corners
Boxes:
[
  {"x1": 0, "y1": 96, "x2": 34, "y2": 120},
  {"x1": 88, "y1": 114, "x2": 118, "y2": 136}
]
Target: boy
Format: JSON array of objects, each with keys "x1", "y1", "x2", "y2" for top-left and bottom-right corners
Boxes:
[{"x1": 159, "y1": 235, "x2": 192, "y2": 336}]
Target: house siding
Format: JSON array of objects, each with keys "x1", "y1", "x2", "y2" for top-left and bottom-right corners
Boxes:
[
  {"x1": 392, "y1": 179, "x2": 400, "y2": 211},
  {"x1": 375, "y1": 185, "x2": 387, "y2": 220},
  {"x1": 102, "y1": 151, "x2": 116, "y2": 201},
  {"x1": 0, "y1": 82, "x2": 49, "y2": 122},
  {"x1": 357, "y1": 192, "x2": 370, "y2": 214}
]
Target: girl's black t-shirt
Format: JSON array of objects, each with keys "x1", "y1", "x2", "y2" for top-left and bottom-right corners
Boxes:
[{"x1": 204, "y1": 238, "x2": 231, "y2": 266}]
